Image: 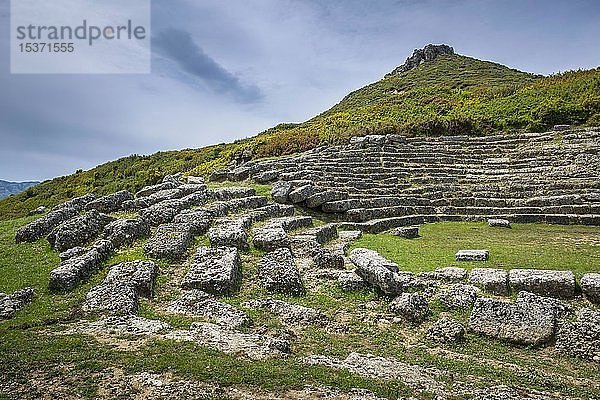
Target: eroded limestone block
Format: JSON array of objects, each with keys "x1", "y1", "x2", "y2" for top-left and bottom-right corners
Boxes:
[
  {"x1": 257, "y1": 248, "x2": 304, "y2": 295},
  {"x1": 468, "y1": 291, "x2": 559, "y2": 345},
  {"x1": 181, "y1": 247, "x2": 242, "y2": 295},
  {"x1": 508, "y1": 269, "x2": 575, "y2": 299}
]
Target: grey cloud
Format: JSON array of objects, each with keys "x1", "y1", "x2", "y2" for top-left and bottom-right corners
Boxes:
[{"x1": 153, "y1": 28, "x2": 263, "y2": 103}]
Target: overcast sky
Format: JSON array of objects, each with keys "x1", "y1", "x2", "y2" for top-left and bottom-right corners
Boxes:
[{"x1": 1, "y1": 0, "x2": 599, "y2": 182}]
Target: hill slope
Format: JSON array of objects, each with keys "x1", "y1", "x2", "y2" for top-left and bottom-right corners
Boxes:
[
  {"x1": 1, "y1": 46, "x2": 599, "y2": 219},
  {"x1": 0, "y1": 180, "x2": 39, "y2": 200}
]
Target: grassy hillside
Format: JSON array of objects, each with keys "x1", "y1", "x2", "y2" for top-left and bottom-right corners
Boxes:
[{"x1": 1, "y1": 53, "x2": 599, "y2": 220}]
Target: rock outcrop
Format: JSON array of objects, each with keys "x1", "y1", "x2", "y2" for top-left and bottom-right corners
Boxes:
[{"x1": 388, "y1": 44, "x2": 455, "y2": 75}]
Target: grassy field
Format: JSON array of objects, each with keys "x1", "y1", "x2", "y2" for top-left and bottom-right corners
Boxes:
[
  {"x1": 1, "y1": 215, "x2": 599, "y2": 399},
  {"x1": 350, "y1": 222, "x2": 600, "y2": 277}
]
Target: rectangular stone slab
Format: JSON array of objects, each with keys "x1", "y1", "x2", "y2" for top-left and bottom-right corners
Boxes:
[
  {"x1": 144, "y1": 223, "x2": 193, "y2": 259},
  {"x1": 581, "y1": 273, "x2": 600, "y2": 305},
  {"x1": 508, "y1": 269, "x2": 576, "y2": 299},
  {"x1": 181, "y1": 246, "x2": 241, "y2": 295},
  {"x1": 208, "y1": 220, "x2": 248, "y2": 250},
  {"x1": 455, "y1": 250, "x2": 489, "y2": 261},
  {"x1": 469, "y1": 268, "x2": 509, "y2": 295},
  {"x1": 468, "y1": 292, "x2": 558, "y2": 345}
]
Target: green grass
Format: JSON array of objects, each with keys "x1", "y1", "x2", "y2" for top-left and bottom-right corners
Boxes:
[
  {"x1": 0, "y1": 216, "x2": 93, "y2": 329},
  {"x1": 350, "y1": 221, "x2": 600, "y2": 277}
]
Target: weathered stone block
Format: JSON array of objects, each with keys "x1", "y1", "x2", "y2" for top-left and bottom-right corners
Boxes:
[
  {"x1": 257, "y1": 248, "x2": 304, "y2": 295},
  {"x1": 508, "y1": 269, "x2": 575, "y2": 299},
  {"x1": 288, "y1": 184, "x2": 315, "y2": 203},
  {"x1": 349, "y1": 248, "x2": 408, "y2": 295},
  {"x1": 49, "y1": 240, "x2": 114, "y2": 291},
  {"x1": 487, "y1": 218, "x2": 511, "y2": 228},
  {"x1": 212, "y1": 186, "x2": 256, "y2": 201},
  {"x1": 140, "y1": 199, "x2": 186, "y2": 225},
  {"x1": 455, "y1": 250, "x2": 489, "y2": 261},
  {"x1": 555, "y1": 308, "x2": 600, "y2": 363},
  {"x1": 83, "y1": 283, "x2": 138, "y2": 315},
  {"x1": 469, "y1": 268, "x2": 509, "y2": 295},
  {"x1": 438, "y1": 284, "x2": 479, "y2": 309},
  {"x1": 136, "y1": 181, "x2": 178, "y2": 198},
  {"x1": 104, "y1": 260, "x2": 158, "y2": 297},
  {"x1": 254, "y1": 170, "x2": 279, "y2": 183},
  {"x1": 271, "y1": 181, "x2": 293, "y2": 203},
  {"x1": 468, "y1": 291, "x2": 559, "y2": 345},
  {"x1": 0, "y1": 288, "x2": 35, "y2": 319},
  {"x1": 59, "y1": 246, "x2": 86, "y2": 261},
  {"x1": 102, "y1": 218, "x2": 150, "y2": 247},
  {"x1": 52, "y1": 194, "x2": 96, "y2": 212},
  {"x1": 181, "y1": 246, "x2": 242, "y2": 295},
  {"x1": 305, "y1": 190, "x2": 348, "y2": 208},
  {"x1": 252, "y1": 226, "x2": 290, "y2": 251},
  {"x1": 420, "y1": 267, "x2": 467, "y2": 281},
  {"x1": 426, "y1": 316, "x2": 465, "y2": 343},
  {"x1": 186, "y1": 175, "x2": 205, "y2": 185},
  {"x1": 389, "y1": 293, "x2": 430, "y2": 323},
  {"x1": 338, "y1": 271, "x2": 370, "y2": 292},
  {"x1": 144, "y1": 223, "x2": 193, "y2": 260},
  {"x1": 273, "y1": 216, "x2": 313, "y2": 232},
  {"x1": 16, "y1": 206, "x2": 79, "y2": 243},
  {"x1": 581, "y1": 273, "x2": 600, "y2": 305},
  {"x1": 298, "y1": 223, "x2": 338, "y2": 244},
  {"x1": 173, "y1": 209, "x2": 212, "y2": 235},
  {"x1": 48, "y1": 210, "x2": 115, "y2": 252},
  {"x1": 208, "y1": 220, "x2": 248, "y2": 250},
  {"x1": 390, "y1": 226, "x2": 419, "y2": 238},
  {"x1": 85, "y1": 190, "x2": 134, "y2": 213}
]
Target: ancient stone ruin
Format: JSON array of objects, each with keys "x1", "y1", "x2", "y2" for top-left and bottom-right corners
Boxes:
[
  {"x1": 212, "y1": 128, "x2": 600, "y2": 233},
  {"x1": 9, "y1": 126, "x2": 600, "y2": 398}
]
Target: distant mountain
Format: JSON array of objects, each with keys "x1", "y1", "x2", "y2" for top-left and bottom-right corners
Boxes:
[{"x1": 0, "y1": 180, "x2": 39, "y2": 200}]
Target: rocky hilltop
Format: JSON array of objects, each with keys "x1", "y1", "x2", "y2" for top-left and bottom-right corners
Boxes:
[{"x1": 387, "y1": 43, "x2": 455, "y2": 76}]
